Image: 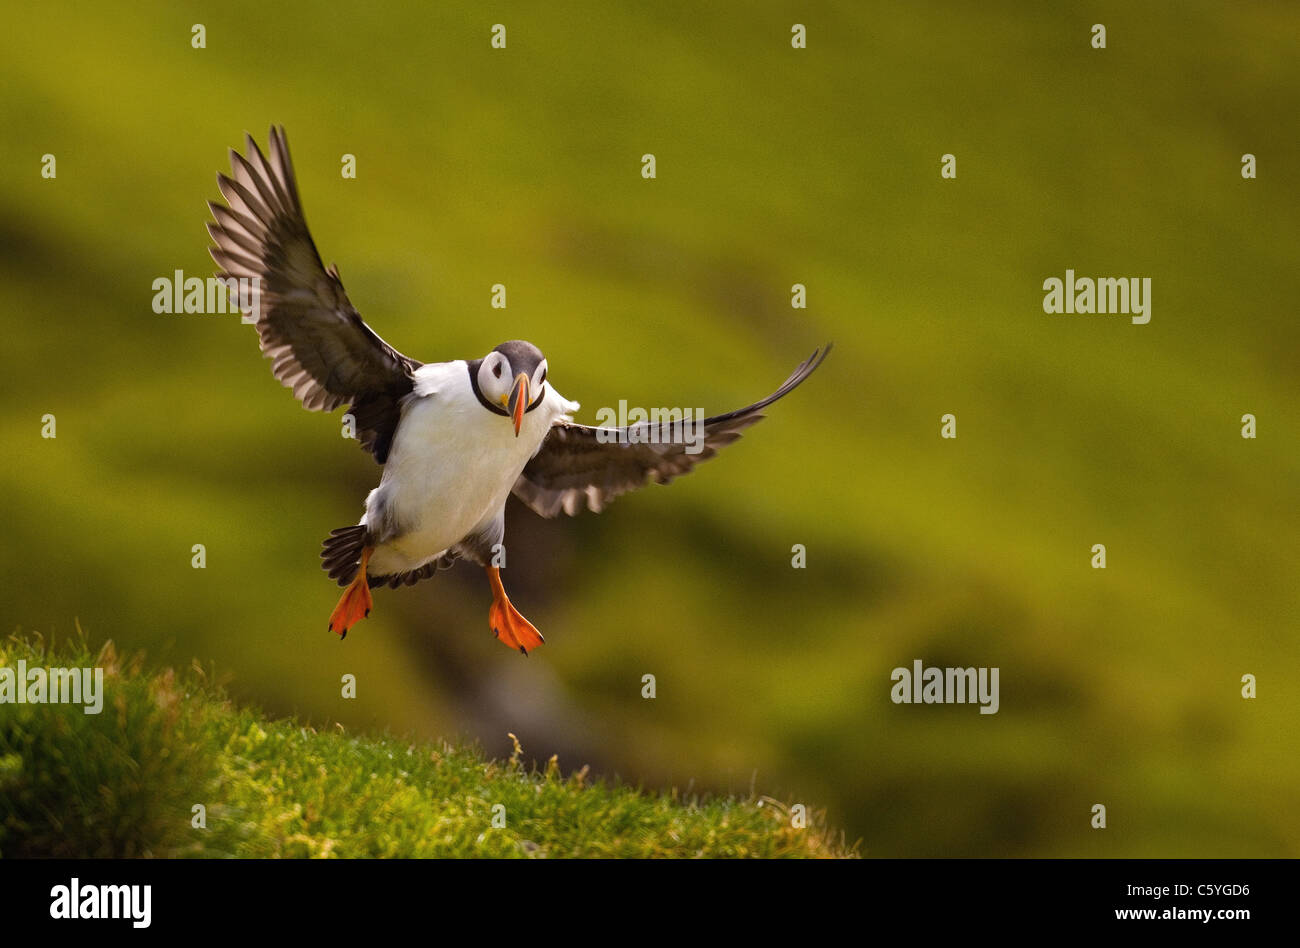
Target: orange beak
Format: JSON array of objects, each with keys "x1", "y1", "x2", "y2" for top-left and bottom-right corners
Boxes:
[{"x1": 507, "y1": 372, "x2": 530, "y2": 436}]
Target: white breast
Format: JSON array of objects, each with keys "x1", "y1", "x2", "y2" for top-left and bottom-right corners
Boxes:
[{"x1": 361, "y1": 360, "x2": 577, "y2": 576}]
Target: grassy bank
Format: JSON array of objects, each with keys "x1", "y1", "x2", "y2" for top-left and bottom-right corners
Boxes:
[{"x1": 0, "y1": 633, "x2": 851, "y2": 858}]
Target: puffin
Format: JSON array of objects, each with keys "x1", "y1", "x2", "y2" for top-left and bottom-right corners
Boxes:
[{"x1": 207, "y1": 127, "x2": 830, "y2": 654}]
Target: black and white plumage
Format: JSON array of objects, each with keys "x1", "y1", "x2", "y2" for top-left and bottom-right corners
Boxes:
[{"x1": 208, "y1": 126, "x2": 830, "y2": 652}]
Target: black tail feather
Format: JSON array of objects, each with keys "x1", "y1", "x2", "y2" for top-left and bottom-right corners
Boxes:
[
  {"x1": 321, "y1": 525, "x2": 369, "y2": 587},
  {"x1": 320, "y1": 525, "x2": 460, "y2": 589}
]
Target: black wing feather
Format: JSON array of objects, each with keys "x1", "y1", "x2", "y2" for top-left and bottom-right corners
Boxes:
[
  {"x1": 512, "y1": 344, "x2": 831, "y2": 517},
  {"x1": 207, "y1": 126, "x2": 420, "y2": 462}
]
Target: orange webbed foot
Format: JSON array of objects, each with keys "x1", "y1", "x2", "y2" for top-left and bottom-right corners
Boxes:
[
  {"x1": 329, "y1": 547, "x2": 373, "y2": 639},
  {"x1": 486, "y1": 566, "x2": 544, "y2": 655}
]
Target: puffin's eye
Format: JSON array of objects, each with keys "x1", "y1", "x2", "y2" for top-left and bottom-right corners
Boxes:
[
  {"x1": 539, "y1": 367, "x2": 547, "y2": 384},
  {"x1": 492, "y1": 362, "x2": 502, "y2": 379}
]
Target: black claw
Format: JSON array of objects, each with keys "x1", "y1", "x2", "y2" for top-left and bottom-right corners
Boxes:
[
  {"x1": 364, "y1": 609, "x2": 370, "y2": 618},
  {"x1": 340, "y1": 629, "x2": 347, "y2": 640},
  {"x1": 519, "y1": 646, "x2": 528, "y2": 656}
]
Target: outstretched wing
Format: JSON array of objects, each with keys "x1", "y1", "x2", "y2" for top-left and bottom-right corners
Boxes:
[
  {"x1": 207, "y1": 125, "x2": 420, "y2": 463},
  {"x1": 512, "y1": 344, "x2": 831, "y2": 517}
]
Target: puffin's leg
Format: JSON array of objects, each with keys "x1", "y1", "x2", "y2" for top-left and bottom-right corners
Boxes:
[
  {"x1": 485, "y1": 565, "x2": 544, "y2": 655},
  {"x1": 329, "y1": 546, "x2": 374, "y2": 639}
]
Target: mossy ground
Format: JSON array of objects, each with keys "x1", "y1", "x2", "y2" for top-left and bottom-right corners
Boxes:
[{"x1": 0, "y1": 632, "x2": 853, "y2": 858}]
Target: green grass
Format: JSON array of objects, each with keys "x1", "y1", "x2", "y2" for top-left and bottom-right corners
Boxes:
[{"x1": 0, "y1": 632, "x2": 852, "y2": 858}]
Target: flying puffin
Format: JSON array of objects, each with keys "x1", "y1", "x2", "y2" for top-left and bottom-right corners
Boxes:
[{"x1": 207, "y1": 127, "x2": 830, "y2": 654}]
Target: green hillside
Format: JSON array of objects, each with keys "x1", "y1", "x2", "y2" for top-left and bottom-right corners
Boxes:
[{"x1": 0, "y1": 634, "x2": 848, "y2": 857}]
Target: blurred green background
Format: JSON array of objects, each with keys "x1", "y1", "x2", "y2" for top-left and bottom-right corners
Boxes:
[{"x1": 2, "y1": 1, "x2": 1297, "y2": 856}]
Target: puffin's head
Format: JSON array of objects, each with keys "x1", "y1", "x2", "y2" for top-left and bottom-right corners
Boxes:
[{"x1": 474, "y1": 340, "x2": 548, "y2": 436}]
